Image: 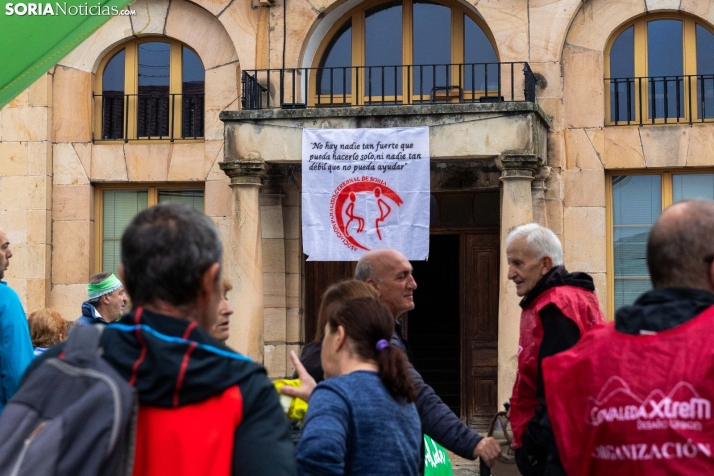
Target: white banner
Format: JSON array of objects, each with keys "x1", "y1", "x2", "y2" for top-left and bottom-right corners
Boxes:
[{"x1": 302, "y1": 127, "x2": 430, "y2": 261}]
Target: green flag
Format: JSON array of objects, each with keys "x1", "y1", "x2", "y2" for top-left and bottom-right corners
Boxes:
[
  {"x1": 0, "y1": 0, "x2": 133, "y2": 108},
  {"x1": 424, "y1": 434, "x2": 454, "y2": 476}
]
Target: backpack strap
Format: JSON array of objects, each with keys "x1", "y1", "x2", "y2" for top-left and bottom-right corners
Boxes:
[{"x1": 63, "y1": 323, "x2": 105, "y2": 355}]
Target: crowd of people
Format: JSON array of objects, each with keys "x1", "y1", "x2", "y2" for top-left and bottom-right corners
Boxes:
[{"x1": 0, "y1": 198, "x2": 712, "y2": 475}]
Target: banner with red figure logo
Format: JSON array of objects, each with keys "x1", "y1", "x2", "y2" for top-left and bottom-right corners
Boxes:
[{"x1": 302, "y1": 127, "x2": 430, "y2": 261}]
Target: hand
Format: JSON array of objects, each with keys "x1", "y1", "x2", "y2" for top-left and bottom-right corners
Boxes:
[
  {"x1": 473, "y1": 437, "x2": 501, "y2": 467},
  {"x1": 279, "y1": 351, "x2": 317, "y2": 402}
]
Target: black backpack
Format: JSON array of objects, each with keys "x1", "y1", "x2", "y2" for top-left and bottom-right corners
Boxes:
[{"x1": 0, "y1": 324, "x2": 137, "y2": 476}]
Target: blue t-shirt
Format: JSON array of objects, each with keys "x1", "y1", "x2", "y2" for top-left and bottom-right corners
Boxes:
[
  {"x1": 0, "y1": 281, "x2": 34, "y2": 412},
  {"x1": 296, "y1": 370, "x2": 421, "y2": 476}
]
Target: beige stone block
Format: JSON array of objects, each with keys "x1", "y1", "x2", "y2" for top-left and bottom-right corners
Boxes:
[
  {"x1": 1, "y1": 107, "x2": 48, "y2": 142},
  {"x1": 194, "y1": 0, "x2": 231, "y2": 16},
  {"x1": 28, "y1": 141, "x2": 52, "y2": 176},
  {"x1": 50, "y1": 284, "x2": 87, "y2": 322},
  {"x1": 640, "y1": 126, "x2": 689, "y2": 168},
  {"x1": 286, "y1": 307, "x2": 301, "y2": 343},
  {"x1": 28, "y1": 73, "x2": 52, "y2": 107},
  {"x1": 0, "y1": 176, "x2": 49, "y2": 211},
  {"x1": 565, "y1": 0, "x2": 646, "y2": 51},
  {"x1": 547, "y1": 132, "x2": 565, "y2": 169},
  {"x1": 7, "y1": 90, "x2": 28, "y2": 108},
  {"x1": 563, "y1": 169, "x2": 605, "y2": 207},
  {"x1": 4, "y1": 279, "x2": 27, "y2": 309},
  {"x1": 681, "y1": 0, "x2": 714, "y2": 26},
  {"x1": 477, "y1": 0, "x2": 529, "y2": 62},
  {"x1": 58, "y1": 15, "x2": 133, "y2": 72},
  {"x1": 563, "y1": 206, "x2": 606, "y2": 273},
  {"x1": 686, "y1": 125, "x2": 714, "y2": 166},
  {"x1": 545, "y1": 199, "x2": 563, "y2": 235},
  {"x1": 283, "y1": 206, "x2": 300, "y2": 240},
  {"x1": 261, "y1": 205, "x2": 284, "y2": 239},
  {"x1": 0, "y1": 142, "x2": 28, "y2": 176},
  {"x1": 603, "y1": 127, "x2": 645, "y2": 168},
  {"x1": 28, "y1": 210, "x2": 51, "y2": 244},
  {"x1": 538, "y1": 98, "x2": 562, "y2": 132},
  {"x1": 74, "y1": 142, "x2": 92, "y2": 178},
  {"x1": 529, "y1": 0, "x2": 581, "y2": 62},
  {"x1": 545, "y1": 168, "x2": 562, "y2": 200},
  {"x1": 204, "y1": 180, "x2": 232, "y2": 217},
  {"x1": 563, "y1": 46, "x2": 604, "y2": 129},
  {"x1": 167, "y1": 143, "x2": 205, "y2": 181},
  {"x1": 264, "y1": 307, "x2": 287, "y2": 342},
  {"x1": 564, "y1": 128, "x2": 603, "y2": 170},
  {"x1": 5, "y1": 243, "x2": 47, "y2": 279},
  {"x1": 283, "y1": 178, "x2": 301, "y2": 207},
  {"x1": 125, "y1": 143, "x2": 170, "y2": 181},
  {"x1": 91, "y1": 144, "x2": 128, "y2": 181},
  {"x1": 130, "y1": 0, "x2": 170, "y2": 35},
  {"x1": 263, "y1": 238, "x2": 286, "y2": 273},
  {"x1": 590, "y1": 272, "x2": 608, "y2": 320},
  {"x1": 53, "y1": 67, "x2": 92, "y2": 142},
  {"x1": 54, "y1": 185, "x2": 92, "y2": 221},
  {"x1": 165, "y1": 0, "x2": 237, "y2": 70},
  {"x1": 52, "y1": 221, "x2": 91, "y2": 284},
  {"x1": 205, "y1": 63, "x2": 240, "y2": 140},
  {"x1": 530, "y1": 62, "x2": 562, "y2": 99},
  {"x1": 286, "y1": 273, "x2": 300, "y2": 309},
  {"x1": 0, "y1": 210, "x2": 29, "y2": 244},
  {"x1": 263, "y1": 272, "x2": 287, "y2": 308},
  {"x1": 585, "y1": 128, "x2": 605, "y2": 162},
  {"x1": 284, "y1": 239, "x2": 301, "y2": 274},
  {"x1": 27, "y1": 278, "x2": 48, "y2": 310},
  {"x1": 264, "y1": 344, "x2": 287, "y2": 378},
  {"x1": 216, "y1": 0, "x2": 259, "y2": 70},
  {"x1": 645, "y1": 0, "x2": 680, "y2": 10},
  {"x1": 204, "y1": 141, "x2": 225, "y2": 180},
  {"x1": 53, "y1": 143, "x2": 89, "y2": 185}
]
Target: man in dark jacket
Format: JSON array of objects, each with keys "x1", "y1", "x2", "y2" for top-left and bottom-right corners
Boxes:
[
  {"x1": 76, "y1": 272, "x2": 127, "y2": 325},
  {"x1": 542, "y1": 199, "x2": 714, "y2": 476},
  {"x1": 506, "y1": 224, "x2": 604, "y2": 476},
  {"x1": 25, "y1": 204, "x2": 297, "y2": 476}
]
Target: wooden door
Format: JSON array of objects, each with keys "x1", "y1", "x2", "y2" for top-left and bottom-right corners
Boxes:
[
  {"x1": 304, "y1": 260, "x2": 357, "y2": 343},
  {"x1": 461, "y1": 232, "x2": 500, "y2": 428}
]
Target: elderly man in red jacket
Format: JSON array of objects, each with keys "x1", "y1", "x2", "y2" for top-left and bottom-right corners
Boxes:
[{"x1": 506, "y1": 223, "x2": 604, "y2": 476}]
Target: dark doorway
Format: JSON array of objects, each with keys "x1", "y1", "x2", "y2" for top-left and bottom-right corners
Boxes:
[{"x1": 409, "y1": 234, "x2": 461, "y2": 415}]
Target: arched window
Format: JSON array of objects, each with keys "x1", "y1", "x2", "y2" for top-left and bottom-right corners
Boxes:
[
  {"x1": 95, "y1": 39, "x2": 205, "y2": 141},
  {"x1": 312, "y1": 0, "x2": 497, "y2": 105},
  {"x1": 606, "y1": 14, "x2": 714, "y2": 124}
]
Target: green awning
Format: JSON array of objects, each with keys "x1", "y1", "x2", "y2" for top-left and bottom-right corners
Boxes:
[{"x1": 0, "y1": 0, "x2": 133, "y2": 108}]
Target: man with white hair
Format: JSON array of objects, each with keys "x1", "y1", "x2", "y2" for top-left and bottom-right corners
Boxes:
[{"x1": 506, "y1": 223, "x2": 604, "y2": 476}]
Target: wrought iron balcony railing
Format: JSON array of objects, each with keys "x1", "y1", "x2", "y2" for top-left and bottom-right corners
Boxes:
[
  {"x1": 607, "y1": 75, "x2": 714, "y2": 125},
  {"x1": 94, "y1": 93, "x2": 204, "y2": 141},
  {"x1": 241, "y1": 62, "x2": 536, "y2": 110}
]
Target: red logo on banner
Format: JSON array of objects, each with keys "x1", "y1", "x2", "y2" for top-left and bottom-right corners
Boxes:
[{"x1": 329, "y1": 177, "x2": 404, "y2": 251}]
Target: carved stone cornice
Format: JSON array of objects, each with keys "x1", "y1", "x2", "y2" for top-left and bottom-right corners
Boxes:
[
  {"x1": 219, "y1": 160, "x2": 266, "y2": 185},
  {"x1": 496, "y1": 152, "x2": 542, "y2": 180}
]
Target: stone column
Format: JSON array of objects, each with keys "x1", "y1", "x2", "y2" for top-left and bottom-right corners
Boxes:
[
  {"x1": 219, "y1": 160, "x2": 266, "y2": 362},
  {"x1": 496, "y1": 153, "x2": 541, "y2": 405},
  {"x1": 531, "y1": 166, "x2": 551, "y2": 227}
]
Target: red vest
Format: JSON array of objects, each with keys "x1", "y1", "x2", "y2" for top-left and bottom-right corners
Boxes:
[
  {"x1": 510, "y1": 285, "x2": 605, "y2": 448},
  {"x1": 132, "y1": 385, "x2": 244, "y2": 476},
  {"x1": 543, "y1": 306, "x2": 714, "y2": 476}
]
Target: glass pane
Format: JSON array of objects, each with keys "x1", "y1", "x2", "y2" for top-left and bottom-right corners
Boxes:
[
  {"x1": 365, "y1": 1, "x2": 402, "y2": 100},
  {"x1": 647, "y1": 20, "x2": 684, "y2": 119},
  {"x1": 138, "y1": 42, "x2": 171, "y2": 137},
  {"x1": 182, "y1": 47, "x2": 205, "y2": 138},
  {"x1": 464, "y1": 16, "x2": 498, "y2": 94},
  {"x1": 413, "y1": 0, "x2": 451, "y2": 97},
  {"x1": 612, "y1": 175, "x2": 661, "y2": 309},
  {"x1": 697, "y1": 25, "x2": 714, "y2": 119},
  {"x1": 103, "y1": 190, "x2": 149, "y2": 274},
  {"x1": 440, "y1": 194, "x2": 473, "y2": 227},
  {"x1": 609, "y1": 27, "x2": 635, "y2": 122},
  {"x1": 158, "y1": 189, "x2": 205, "y2": 212},
  {"x1": 473, "y1": 192, "x2": 499, "y2": 226},
  {"x1": 318, "y1": 20, "x2": 352, "y2": 96},
  {"x1": 673, "y1": 174, "x2": 714, "y2": 202},
  {"x1": 102, "y1": 49, "x2": 125, "y2": 140}
]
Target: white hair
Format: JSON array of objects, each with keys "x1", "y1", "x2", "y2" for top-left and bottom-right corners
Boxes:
[{"x1": 506, "y1": 223, "x2": 563, "y2": 266}]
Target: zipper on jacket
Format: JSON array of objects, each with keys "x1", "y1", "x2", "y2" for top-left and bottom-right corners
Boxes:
[{"x1": 10, "y1": 421, "x2": 47, "y2": 476}]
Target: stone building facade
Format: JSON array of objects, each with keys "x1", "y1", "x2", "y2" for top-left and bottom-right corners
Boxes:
[{"x1": 2, "y1": 0, "x2": 714, "y2": 423}]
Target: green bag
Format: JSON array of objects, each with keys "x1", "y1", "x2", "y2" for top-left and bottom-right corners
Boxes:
[{"x1": 423, "y1": 434, "x2": 454, "y2": 476}]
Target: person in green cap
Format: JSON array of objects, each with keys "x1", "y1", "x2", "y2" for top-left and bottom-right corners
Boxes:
[{"x1": 76, "y1": 272, "x2": 127, "y2": 325}]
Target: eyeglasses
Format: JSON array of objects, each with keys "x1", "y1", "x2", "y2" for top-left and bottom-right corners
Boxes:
[{"x1": 705, "y1": 255, "x2": 714, "y2": 265}]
